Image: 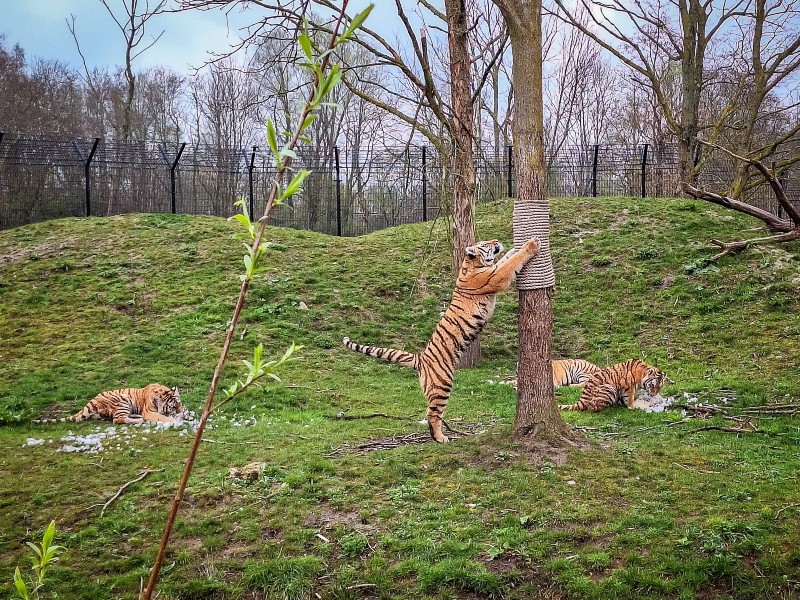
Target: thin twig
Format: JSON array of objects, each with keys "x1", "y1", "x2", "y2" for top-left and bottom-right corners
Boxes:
[
  {"x1": 89, "y1": 469, "x2": 163, "y2": 517},
  {"x1": 673, "y1": 403, "x2": 729, "y2": 416},
  {"x1": 202, "y1": 439, "x2": 261, "y2": 445},
  {"x1": 689, "y1": 425, "x2": 768, "y2": 435},
  {"x1": 325, "y1": 411, "x2": 416, "y2": 421},
  {"x1": 443, "y1": 419, "x2": 470, "y2": 435},
  {"x1": 346, "y1": 583, "x2": 377, "y2": 590},
  {"x1": 637, "y1": 418, "x2": 693, "y2": 432},
  {"x1": 775, "y1": 504, "x2": 799, "y2": 520}
]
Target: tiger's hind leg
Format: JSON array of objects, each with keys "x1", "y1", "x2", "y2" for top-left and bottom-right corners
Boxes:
[
  {"x1": 419, "y1": 362, "x2": 453, "y2": 443},
  {"x1": 113, "y1": 408, "x2": 145, "y2": 425}
]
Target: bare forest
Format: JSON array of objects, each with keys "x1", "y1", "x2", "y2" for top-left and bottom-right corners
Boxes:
[{"x1": 1, "y1": 0, "x2": 798, "y2": 236}]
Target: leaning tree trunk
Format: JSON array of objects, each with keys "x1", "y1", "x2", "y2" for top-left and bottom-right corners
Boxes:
[
  {"x1": 446, "y1": 0, "x2": 480, "y2": 368},
  {"x1": 494, "y1": 0, "x2": 574, "y2": 442}
]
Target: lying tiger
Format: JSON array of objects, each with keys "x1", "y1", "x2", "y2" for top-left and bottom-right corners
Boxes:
[
  {"x1": 34, "y1": 384, "x2": 187, "y2": 425},
  {"x1": 552, "y1": 358, "x2": 601, "y2": 387},
  {"x1": 559, "y1": 359, "x2": 666, "y2": 412},
  {"x1": 504, "y1": 358, "x2": 601, "y2": 389},
  {"x1": 344, "y1": 238, "x2": 540, "y2": 443}
]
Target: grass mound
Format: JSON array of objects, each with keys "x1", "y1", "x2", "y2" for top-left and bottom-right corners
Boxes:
[{"x1": 0, "y1": 197, "x2": 798, "y2": 599}]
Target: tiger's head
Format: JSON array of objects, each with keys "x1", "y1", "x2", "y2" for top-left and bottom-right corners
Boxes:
[
  {"x1": 147, "y1": 384, "x2": 185, "y2": 417},
  {"x1": 643, "y1": 366, "x2": 667, "y2": 395},
  {"x1": 464, "y1": 240, "x2": 504, "y2": 267}
]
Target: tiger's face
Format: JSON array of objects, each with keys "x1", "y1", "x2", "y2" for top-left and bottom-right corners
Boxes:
[
  {"x1": 643, "y1": 368, "x2": 666, "y2": 395},
  {"x1": 464, "y1": 240, "x2": 503, "y2": 266},
  {"x1": 150, "y1": 384, "x2": 185, "y2": 416}
]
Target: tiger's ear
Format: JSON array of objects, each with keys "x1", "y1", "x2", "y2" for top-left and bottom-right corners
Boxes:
[
  {"x1": 171, "y1": 386, "x2": 178, "y2": 392},
  {"x1": 465, "y1": 246, "x2": 477, "y2": 259}
]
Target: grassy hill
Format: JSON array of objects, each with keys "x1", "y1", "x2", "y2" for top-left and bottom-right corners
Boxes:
[{"x1": 0, "y1": 197, "x2": 798, "y2": 599}]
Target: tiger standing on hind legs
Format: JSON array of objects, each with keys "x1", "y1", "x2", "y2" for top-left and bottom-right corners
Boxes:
[{"x1": 343, "y1": 238, "x2": 541, "y2": 443}]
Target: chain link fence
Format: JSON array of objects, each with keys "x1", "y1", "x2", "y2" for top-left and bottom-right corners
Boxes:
[{"x1": 0, "y1": 132, "x2": 796, "y2": 233}]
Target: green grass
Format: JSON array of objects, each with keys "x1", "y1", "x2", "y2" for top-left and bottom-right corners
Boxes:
[{"x1": 0, "y1": 197, "x2": 799, "y2": 599}]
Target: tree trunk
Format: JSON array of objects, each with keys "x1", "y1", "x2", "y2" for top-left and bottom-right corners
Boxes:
[
  {"x1": 493, "y1": 0, "x2": 573, "y2": 442},
  {"x1": 446, "y1": 0, "x2": 479, "y2": 368},
  {"x1": 677, "y1": 0, "x2": 707, "y2": 186}
]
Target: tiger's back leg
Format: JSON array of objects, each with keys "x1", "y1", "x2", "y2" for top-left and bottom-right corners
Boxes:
[
  {"x1": 113, "y1": 407, "x2": 145, "y2": 425},
  {"x1": 418, "y1": 361, "x2": 454, "y2": 443}
]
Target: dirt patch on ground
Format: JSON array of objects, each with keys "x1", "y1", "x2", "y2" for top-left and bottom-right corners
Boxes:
[
  {"x1": 482, "y1": 555, "x2": 566, "y2": 599},
  {"x1": 463, "y1": 429, "x2": 592, "y2": 472},
  {"x1": 306, "y1": 504, "x2": 379, "y2": 536},
  {"x1": 0, "y1": 240, "x2": 74, "y2": 265}
]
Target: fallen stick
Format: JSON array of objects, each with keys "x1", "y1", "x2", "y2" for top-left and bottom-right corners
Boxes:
[
  {"x1": 637, "y1": 418, "x2": 693, "y2": 432},
  {"x1": 673, "y1": 403, "x2": 729, "y2": 416},
  {"x1": 325, "y1": 411, "x2": 416, "y2": 421},
  {"x1": 689, "y1": 425, "x2": 768, "y2": 435},
  {"x1": 89, "y1": 469, "x2": 164, "y2": 517},
  {"x1": 443, "y1": 419, "x2": 470, "y2": 436}
]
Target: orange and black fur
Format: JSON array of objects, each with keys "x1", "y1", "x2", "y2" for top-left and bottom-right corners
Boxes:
[
  {"x1": 551, "y1": 359, "x2": 601, "y2": 387},
  {"x1": 558, "y1": 359, "x2": 666, "y2": 411},
  {"x1": 34, "y1": 384, "x2": 186, "y2": 425},
  {"x1": 343, "y1": 238, "x2": 540, "y2": 442}
]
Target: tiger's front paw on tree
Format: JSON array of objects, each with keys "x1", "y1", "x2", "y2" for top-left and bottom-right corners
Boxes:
[{"x1": 522, "y1": 238, "x2": 540, "y2": 254}]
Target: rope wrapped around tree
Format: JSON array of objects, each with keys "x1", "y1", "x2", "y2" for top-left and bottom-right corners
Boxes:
[{"x1": 513, "y1": 201, "x2": 555, "y2": 289}]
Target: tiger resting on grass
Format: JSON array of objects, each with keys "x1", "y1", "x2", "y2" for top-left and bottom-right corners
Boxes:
[
  {"x1": 343, "y1": 238, "x2": 540, "y2": 443},
  {"x1": 558, "y1": 359, "x2": 666, "y2": 412},
  {"x1": 34, "y1": 384, "x2": 187, "y2": 425},
  {"x1": 551, "y1": 358, "x2": 601, "y2": 387}
]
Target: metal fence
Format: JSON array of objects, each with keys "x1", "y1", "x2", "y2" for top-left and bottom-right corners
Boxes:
[{"x1": 0, "y1": 132, "x2": 796, "y2": 234}]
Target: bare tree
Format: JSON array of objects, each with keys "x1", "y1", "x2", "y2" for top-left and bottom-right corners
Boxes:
[
  {"x1": 552, "y1": 0, "x2": 750, "y2": 186},
  {"x1": 137, "y1": 67, "x2": 188, "y2": 142},
  {"x1": 491, "y1": 0, "x2": 574, "y2": 445},
  {"x1": 177, "y1": 0, "x2": 506, "y2": 366},
  {"x1": 189, "y1": 57, "x2": 261, "y2": 212},
  {"x1": 69, "y1": 0, "x2": 167, "y2": 140}
]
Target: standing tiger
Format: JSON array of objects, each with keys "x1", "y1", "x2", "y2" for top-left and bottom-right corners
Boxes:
[
  {"x1": 343, "y1": 238, "x2": 540, "y2": 443},
  {"x1": 34, "y1": 384, "x2": 186, "y2": 425},
  {"x1": 558, "y1": 359, "x2": 666, "y2": 412},
  {"x1": 551, "y1": 358, "x2": 601, "y2": 387}
]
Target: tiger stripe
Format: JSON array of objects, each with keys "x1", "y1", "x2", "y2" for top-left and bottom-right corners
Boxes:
[
  {"x1": 551, "y1": 359, "x2": 601, "y2": 387},
  {"x1": 343, "y1": 238, "x2": 540, "y2": 442},
  {"x1": 33, "y1": 384, "x2": 186, "y2": 425},
  {"x1": 558, "y1": 359, "x2": 666, "y2": 412}
]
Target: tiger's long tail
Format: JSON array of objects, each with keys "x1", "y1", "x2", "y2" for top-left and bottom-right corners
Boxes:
[
  {"x1": 33, "y1": 409, "x2": 89, "y2": 424},
  {"x1": 33, "y1": 413, "x2": 84, "y2": 424},
  {"x1": 342, "y1": 337, "x2": 418, "y2": 369}
]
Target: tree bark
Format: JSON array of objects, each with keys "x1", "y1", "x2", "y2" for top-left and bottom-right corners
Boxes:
[
  {"x1": 446, "y1": 0, "x2": 480, "y2": 368},
  {"x1": 493, "y1": 0, "x2": 573, "y2": 442}
]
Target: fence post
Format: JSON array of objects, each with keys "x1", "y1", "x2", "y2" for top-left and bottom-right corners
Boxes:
[
  {"x1": 592, "y1": 144, "x2": 600, "y2": 198},
  {"x1": 422, "y1": 146, "x2": 428, "y2": 221},
  {"x1": 170, "y1": 142, "x2": 186, "y2": 214},
  {"x1": 334, "y1": 146, "x2": 342, "y2": 236},
  {"x1": 507, "y1": 144, "x2": 513, "y2": 198},
  {"x1": 248, "y1": 146, "x2": 257, "y2": 219},
  {"x1": 640, "y1": 143, "x2": 649, "y2": 198},
  {"x1": 73, "y1": 138, "x2": 101, "y2": 217}
]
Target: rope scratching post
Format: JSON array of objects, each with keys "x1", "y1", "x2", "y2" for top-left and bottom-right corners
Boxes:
[{"x1": 513, "y1": 202, "x2": 555, "y2": 289}]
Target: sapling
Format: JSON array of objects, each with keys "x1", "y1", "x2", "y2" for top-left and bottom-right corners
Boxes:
[
  {"x1": 12, "y1": 520, "x2": 64, "y2": 600},
  {"x1": 141, "y1": 3, "x2": 373, "y2": 599}
]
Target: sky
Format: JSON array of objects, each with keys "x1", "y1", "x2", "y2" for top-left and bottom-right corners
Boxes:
[{"x1": 0, "y1": 0, "x2": 384, "y2": 75}]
